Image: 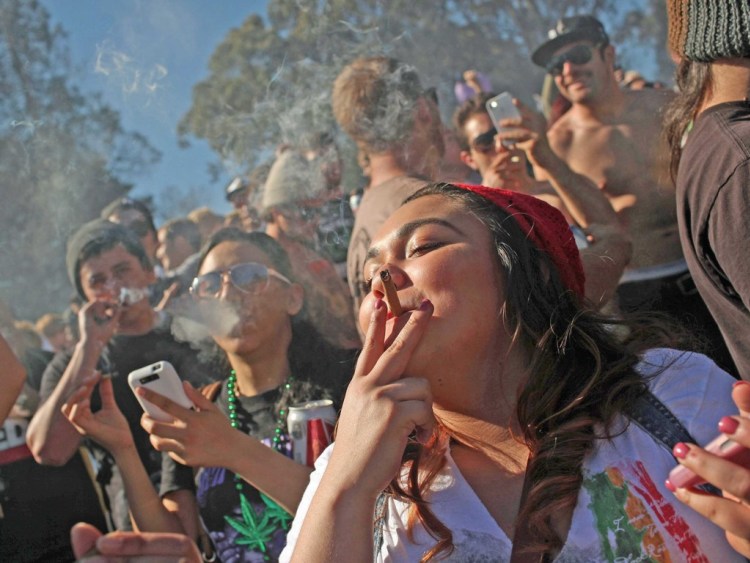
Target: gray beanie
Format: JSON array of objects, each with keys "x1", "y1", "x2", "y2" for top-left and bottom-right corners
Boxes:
[
  {"x1": 66, "y1": 219, "x2": 150, "y2": 300},
  {"x1": 261, "y1": 150, "x2": 326, "y2": 212},
  {"x1": 668, "y1": 0, "x2": 750, "y2": 62}
]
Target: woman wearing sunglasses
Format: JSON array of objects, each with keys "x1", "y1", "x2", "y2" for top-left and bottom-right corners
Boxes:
[
  {"x1": 62, "y1": 228, "x2": 355, "y2": 562},
  {"x1": 280, "y1": 183, "x2": 745, "y2": 562}
]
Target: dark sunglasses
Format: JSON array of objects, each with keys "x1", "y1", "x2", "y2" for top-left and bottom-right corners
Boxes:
[
  {"x1": 190, "y1": 262, "x2": 291, "y2": 299},
  {"x1": 471, "y1": 127, "x2": 497, "y2": 154},
  {"x1": 546, "y1": 44, "x2": 595, "y2": 76}
]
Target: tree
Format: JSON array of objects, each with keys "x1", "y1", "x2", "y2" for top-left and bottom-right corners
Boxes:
[
  {"x1": 178, "y1": 0, "x2": 669, "y2": 174},
  {"x1": 0, "y1": 0, "x2": 159, "y2": 319}
]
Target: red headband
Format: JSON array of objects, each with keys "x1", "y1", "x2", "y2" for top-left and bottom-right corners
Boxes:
[{"x1": 454, "y1": 184, "x2": 585, "y2": 298}]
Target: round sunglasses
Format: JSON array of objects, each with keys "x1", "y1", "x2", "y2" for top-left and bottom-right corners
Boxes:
[
  {"x1": 190, "y1": 262, "x2": 291, "y2": 298},
  {"x1": 546, "y1": 44, "x2": 596, "y2": 77}
]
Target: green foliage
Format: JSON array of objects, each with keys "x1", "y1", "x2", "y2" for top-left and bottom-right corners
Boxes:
[
  {"x1": 0, "y1": 0, "x2": 159, "y2": 318},
  {"x1": 179, "y1": 0, "x2": 669, "y2": 174}
]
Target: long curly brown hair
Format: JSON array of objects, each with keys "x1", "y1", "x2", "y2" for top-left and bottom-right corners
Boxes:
[{"x1": 385, "y1": 183, "x2": 658, "y2": 560}]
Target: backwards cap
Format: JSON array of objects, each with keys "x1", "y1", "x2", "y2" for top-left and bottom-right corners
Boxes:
[
  {"x1": 667, "y1": 0, "x2": 750, "y2": 62},
  {"x1": 454, "y1": 184, "x2": 585, "y2": 298}
]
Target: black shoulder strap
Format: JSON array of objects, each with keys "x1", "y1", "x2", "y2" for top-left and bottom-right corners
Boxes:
[{"x1": 624, "y1": 389, "x2": 721, "y2": 496}]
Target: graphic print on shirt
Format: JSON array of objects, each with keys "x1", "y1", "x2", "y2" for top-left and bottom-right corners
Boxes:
[
  {"x1": 197, "y1": 464, "x2": 291, "y2": 562},
  {"x1": 583, "y1": 462, "x2": 708, "y2": 563}
]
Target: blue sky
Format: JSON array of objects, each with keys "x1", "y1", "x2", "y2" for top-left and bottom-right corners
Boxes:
[
  {"x1": 40, "y1": 1, "x2": 663, "y2": 221},
  {"x1": 42, "y1": 0, "x2": 268, "y2": 216}
]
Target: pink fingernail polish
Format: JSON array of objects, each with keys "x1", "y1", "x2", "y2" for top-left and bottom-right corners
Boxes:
[
  {"x1": 733, "y1": 380, "x2": 750, "y2": 388},
  {"x1": 719, "y1": 416, "x2": 740, "y2": 435},
  {"x1": 375, "y1": 298, "x2": 384, "y2": 310},
  {"x1": 673, "y1": 442, "x2": 689, "y2": 459},
  {"x1": 664, "y1": 479, "x2": 676, "y2": 492},
  {"x1": 419, "y1": 298, "x2": 432, "y2": 311}
]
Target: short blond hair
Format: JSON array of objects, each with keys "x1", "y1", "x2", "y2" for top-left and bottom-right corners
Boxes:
[{"x1": 332, "y1": 56, "x2": 423, "y2": 154}]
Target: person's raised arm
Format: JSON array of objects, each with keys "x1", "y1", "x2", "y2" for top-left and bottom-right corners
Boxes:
[
  {"x1": 287, "y1": 298, "x2": 435, "y2": 562},
  {"x1": 62, "y1": 375, "x2": 184, "y2": 534},
  {"x1": 27, "y1": 300, "x2": 119, "y2": 465},
  {"x1": 497, "y1": 100, "x2": 632, "y2": 307},
  {"x1": 138, "y1": 383, "x2": 313, "y2": 515},
  {"x1": 499, "y1": 100, "x2": 618, "y2": 229},
  {"x1": 0, "y1": 332, "x2": 26, "y2": 423}
]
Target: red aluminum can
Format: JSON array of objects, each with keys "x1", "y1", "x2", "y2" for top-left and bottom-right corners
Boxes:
[{"x1": 287, "y1": 399, "x2": 337, "y2": 466}]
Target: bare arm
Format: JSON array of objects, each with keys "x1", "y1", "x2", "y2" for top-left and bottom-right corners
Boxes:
[
  {"x1": 288, "y1": 297, "x2": 435, "y2": 561},
  {"x1": 289, "y1": 473, "x2": 375, "y2": 562},
  {"x1": 499, "y1": 100, "x2": 618, "y2": 228},
  {"x1": 578, "y1": 224, "x2": 633, "y2": 308},
  {"x1": 497, "y1": 102, "x2": 632, "y2": 306},
  {"x1": 27, "y1": 301, "x2": 120, "y2": 465},
  {"x1": 62, "y1": 375, "x2": 184, "y2": 534},
  {"x1": 139, "y1": 384, "x2": 313, "y2": 515},
  {"x1": 0, "y1": 333, "x2": 26, "y2": 423}
]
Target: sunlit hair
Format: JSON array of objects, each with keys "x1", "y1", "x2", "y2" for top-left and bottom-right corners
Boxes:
[
  {"x1": 664, "y1": 59, "x2": 713, "y2": 183},
  {"x1": 388, "y1": 183, "x2": 653, "y2": 560},
  {"x1": 332, "y1": 56, "x2": 423, "y2": 154}
]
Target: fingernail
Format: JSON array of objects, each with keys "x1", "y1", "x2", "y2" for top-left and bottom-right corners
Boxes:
[
  {"x1": 673, "y1": 442, "x2": 689, "y2": 459},
  {"x1": 375, "y1": 298, "x2": 384, "y2": 310},
  {"x1": 664, "y1": 479, "x2": 676, "y2": 492},
  {"x1": 419, "y1": 298, "x2": 432, "y2": 311},
  {"x1": 733, "y1": 380, "x2": 750, "y2": 388},
  {"x1": 719, "y1": 416, "x2": 740, "y2": 435}
]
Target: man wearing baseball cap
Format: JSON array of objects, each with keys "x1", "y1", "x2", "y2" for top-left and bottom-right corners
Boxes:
[{"x1": 529, "y1": 14, "x2": 734, "y2": 373}]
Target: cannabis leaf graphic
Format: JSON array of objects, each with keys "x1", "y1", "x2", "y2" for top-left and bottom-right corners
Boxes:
[
  {"x1": 260, "y1": 492, "x2": 293, "y2": 530},
  {"x1": 224, "y1": 492, "x2": 276, "y2": 553}
]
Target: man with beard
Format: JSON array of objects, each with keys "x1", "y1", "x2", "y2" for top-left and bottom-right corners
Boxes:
[
  {"x1": 332, "y1": 56, "x2": 444, "y2": 313},
  {"x1": 530, "y1": 15, "x2": 734, "y2": 373}
]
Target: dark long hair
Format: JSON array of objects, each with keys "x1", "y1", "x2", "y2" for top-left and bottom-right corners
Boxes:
[
  {"x1": 389, "y1": 184, "x2": 657, "y2": 559},
  {"x1": 664, "y1": 59, "x2": 713, "y2": 182}
]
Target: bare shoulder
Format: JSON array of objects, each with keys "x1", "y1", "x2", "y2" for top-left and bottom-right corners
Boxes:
[{"x1": 546, "y1": 113, "x2": 575, "y2": 153}]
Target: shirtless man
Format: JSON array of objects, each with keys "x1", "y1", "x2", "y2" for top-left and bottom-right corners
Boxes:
[{"x1": 531, "y1": 15, "x2": 734, "y2": 372}]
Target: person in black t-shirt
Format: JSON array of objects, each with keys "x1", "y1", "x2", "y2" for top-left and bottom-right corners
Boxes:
[
  {"x1": 62, "y1": 228, "x2": 354, "y2": 562},
  {"x1": 27, "y1": 219, "x2": 214, "y2": 530}
]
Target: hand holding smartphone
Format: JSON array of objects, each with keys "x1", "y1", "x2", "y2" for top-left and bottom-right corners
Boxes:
[
  {"x1": 486, "y1": 92, "x2": 521, "y2": 148},
  {"x1": 128, "y1": 361, "x2": 194, "y2": 422},
  {"x1": 668, "y1": 430, "x2": 750, "y2": 489}
]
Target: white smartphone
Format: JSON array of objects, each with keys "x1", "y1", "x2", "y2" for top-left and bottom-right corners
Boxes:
[
  {"x1": 127, "y1": 361, "x2": 194, "y2": 422},
  {"x1": 486, "y1": 92, "x2": 521, "y2": 142}
]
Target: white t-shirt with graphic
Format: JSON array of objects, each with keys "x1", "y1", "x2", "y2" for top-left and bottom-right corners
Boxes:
[{"x1": 281, "y1": 349, "x2": 743, "y2": 562}]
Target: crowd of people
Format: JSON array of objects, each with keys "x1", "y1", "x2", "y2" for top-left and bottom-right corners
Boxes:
[{"x1": 1, "y1": 2, "x2": 750, "y2": 561}]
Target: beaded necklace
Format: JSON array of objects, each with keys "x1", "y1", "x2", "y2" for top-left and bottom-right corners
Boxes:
[
  {"x1": 224, "y1": 369, "x2": 294, "y2": 559},
  {"x1": 226, "y1": 368, "x2": 293, "y2": 454}
]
